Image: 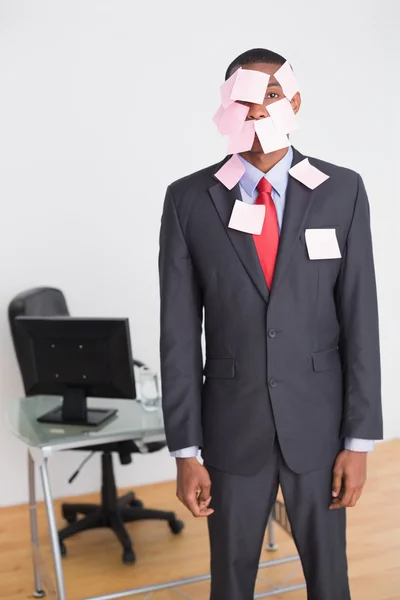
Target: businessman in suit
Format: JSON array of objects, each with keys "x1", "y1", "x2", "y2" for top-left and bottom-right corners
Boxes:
[{"x1": 158, "y1": 48, "x2": 383, "y2": 600}]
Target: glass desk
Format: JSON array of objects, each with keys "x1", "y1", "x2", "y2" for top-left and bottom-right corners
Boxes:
[
  {"x1": 7, "y1": 396, "x2": 166, "y2": 455},
  {"x1": 6, "y1": 396, "x2": 304, "y2": 600},
  {"x1": 6, "y1": 395, "x2": 166, "y2": 600}
]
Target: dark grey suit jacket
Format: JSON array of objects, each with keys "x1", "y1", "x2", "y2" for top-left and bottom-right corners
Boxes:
[{"x1": 158, "y1": 148, "x2": 383, "y2": 476}]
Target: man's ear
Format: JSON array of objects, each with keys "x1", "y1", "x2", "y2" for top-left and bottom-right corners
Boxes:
[{"x1": 291, "y1": 92, "x2": 301, "y2": 115}]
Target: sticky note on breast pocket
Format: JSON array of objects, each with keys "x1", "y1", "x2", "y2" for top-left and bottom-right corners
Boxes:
[{"x1": 305, "y1": 228, "x2": 341, "y2": 260}]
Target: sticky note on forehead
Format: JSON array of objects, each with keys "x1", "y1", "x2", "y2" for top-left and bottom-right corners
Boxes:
[
  {"x1": 274, "y1": 61, "x2": 299, "y2": 100},
  {"x1": 221, "y1": 67, "x2": 270, "y2": 106}
]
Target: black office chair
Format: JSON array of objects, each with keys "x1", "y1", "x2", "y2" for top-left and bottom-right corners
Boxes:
[{"x1": 9, "y1": 287, "x2": 184, "y2": 564}]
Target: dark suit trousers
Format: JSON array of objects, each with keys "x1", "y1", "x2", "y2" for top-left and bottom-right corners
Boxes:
[{"x1": 206, "y1": 439, "x2": 351, "y2": 600}]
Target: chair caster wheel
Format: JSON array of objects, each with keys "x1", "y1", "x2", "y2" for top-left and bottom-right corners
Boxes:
[
  {"x1": 33, "y1": 591, "x2": 46, "y2": 598},
  {"x1": 129, "y1": 498, "x2": 144, "y2": 509},
  {"x1": 122, "y1": 548, "x2": 136, "y2": 564},
  {"x1": 169, "y1": 519, "x2": 184, "y2": 535},
  {"x1": 60, "y1": 540, "x2": 67, "y2": 556}
]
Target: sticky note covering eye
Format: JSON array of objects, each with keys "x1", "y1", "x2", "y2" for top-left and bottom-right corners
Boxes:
[
  {"x1": 215, "y1": 154, "x2": 246, "y2": 190},
  {"x1": 274, "y1": 61, "x2": 299, "y2": 101},
  {"x1": 230, "y1": 68, "x2": 270, "y2": 105},
  {"x1": 289, "y1": 158, "x2": 330, "y2": 190}
]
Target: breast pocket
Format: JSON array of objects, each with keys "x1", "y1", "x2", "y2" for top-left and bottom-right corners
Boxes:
[{"x1": 300, "y1": 226, "x2": 342, "y2": 261}]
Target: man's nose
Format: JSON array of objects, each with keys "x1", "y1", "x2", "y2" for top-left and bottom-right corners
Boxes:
[{"x1": 247, "y1": 102, "x2": 269, "y2": 120}]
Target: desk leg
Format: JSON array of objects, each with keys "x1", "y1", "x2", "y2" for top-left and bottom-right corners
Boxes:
[
  {"x1": 28, "y1": 451, "x2": 46, "y2": 598},
  {"x1": 39, "y1": 458, "x2": 67, "y2": 600}
]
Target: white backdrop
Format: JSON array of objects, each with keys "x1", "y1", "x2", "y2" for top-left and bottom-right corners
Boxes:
[{"x1": 0, "y1": 0, "x2": 398, "y2": 507}]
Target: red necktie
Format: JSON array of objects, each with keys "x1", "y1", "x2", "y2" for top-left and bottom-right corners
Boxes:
[{"x1": 252, "y1": 178, "x2": 279, "y2": 289}]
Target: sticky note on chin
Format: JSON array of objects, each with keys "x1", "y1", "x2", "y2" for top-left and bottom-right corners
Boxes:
[
  {"x1": 305, "y1": 228, "x2": 341, "y2": 260},
  {"x1": 228, "y1": 200, "x2": 266, "y2": 235}
]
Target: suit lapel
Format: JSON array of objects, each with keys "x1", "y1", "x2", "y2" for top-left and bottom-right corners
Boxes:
[
  {"x1": 208, "y1": 179, "x2": 270, "y2": 304},
  {"x1": 208, "y1": 147, "x2": 323, "y2": 303},
  {"x1": 271, "y1": 148, "x2": 318, "y2": 293}
]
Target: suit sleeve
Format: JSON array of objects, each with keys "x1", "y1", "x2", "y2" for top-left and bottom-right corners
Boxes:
[
  {"x1": 158, "y1": 186, "x2": 204, "y2": 452},
  {"x1": 335, "y1": 174, "x2": 383, "y2": 440}
]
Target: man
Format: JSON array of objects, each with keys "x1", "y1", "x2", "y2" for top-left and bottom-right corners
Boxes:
[{"x1": 158, "y1": 48, "x2": 383, "y2": 600}]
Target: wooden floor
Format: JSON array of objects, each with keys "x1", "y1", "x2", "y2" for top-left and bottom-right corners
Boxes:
[{"x1": 0, "y1": 441, "x2": 399, "y2": 600}]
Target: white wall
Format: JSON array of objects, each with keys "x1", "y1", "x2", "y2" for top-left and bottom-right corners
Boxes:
[{"x1": 0, "y1": 0, "x2": 398, "y2": 507}]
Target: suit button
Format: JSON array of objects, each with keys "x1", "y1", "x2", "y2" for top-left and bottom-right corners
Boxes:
[
  {"x1": 268, "y1": 329, "x2": 276, "y2": 338},
  {"x1": 269, "y1": 379, "x2": 277, "y2": 388}
]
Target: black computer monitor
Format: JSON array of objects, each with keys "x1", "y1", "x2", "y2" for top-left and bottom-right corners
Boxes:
[{"x1": 14, "y1": 316, "x2": 136, "y2": 427}]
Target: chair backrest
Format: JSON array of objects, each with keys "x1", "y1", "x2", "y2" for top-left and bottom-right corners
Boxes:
[{"x1": 8, "y1": 287, "x2": 70, "y2": 379}]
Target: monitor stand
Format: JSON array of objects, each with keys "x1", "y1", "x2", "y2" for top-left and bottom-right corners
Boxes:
[{"x1": 37, "y1": 388, "x2": 117, "y2": 427}]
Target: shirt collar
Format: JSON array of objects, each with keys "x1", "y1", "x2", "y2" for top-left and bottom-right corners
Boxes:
[{"x1": 238, "y1": 145, "x2": 293, "y2": 198}]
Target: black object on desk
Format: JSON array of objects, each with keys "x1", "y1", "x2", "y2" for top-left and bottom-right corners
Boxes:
[
  {"x1": 8, "y1": 287, "x2": 184, "y2": 565},
  {"x1": 14, "y1": 315, "x2": 136, "y2": 426}
]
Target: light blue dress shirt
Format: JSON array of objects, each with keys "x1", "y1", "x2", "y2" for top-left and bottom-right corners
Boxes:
[{"x1": 171, "y1": 148, "x2": 375, "y2": 458}]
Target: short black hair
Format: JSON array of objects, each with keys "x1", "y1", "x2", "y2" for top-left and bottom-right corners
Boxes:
[{"x1": 225, "y1": 48, "x2": 287, "y2": 80}]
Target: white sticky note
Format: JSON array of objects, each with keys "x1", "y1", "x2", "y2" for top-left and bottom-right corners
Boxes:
[
  {"x1": 289, "y1": 158, "x2": 330, "y2": 190},
  {"x1": 212, "y1": 104, "x2": 225, "y2": 129},
  {"x1": 230, "y1": 68, "x2": 270, "y2": 105},
  {"x1": 274, "y1": 61, "x2": 299, "y2": 100},
  {"x1": 267, "y1": 98, "x2": 298, "y2": 134},
  {"x1": 254, "y1": 117, "x2": 289, "y2": 154},
  {"x1": 305, "y1": 229, "x2": 341, "y2": 260},
  {"x1": 227, "y1": 120, "x2": 255, "y2": 154},
  {"x1": 228, "y1": 200, "x2": 266, "y2": 235}
]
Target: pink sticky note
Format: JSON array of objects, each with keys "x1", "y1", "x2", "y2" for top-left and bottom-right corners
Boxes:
[
  {"x1": 254, "y1": 117, "x2": 289, "y2": 154},
  {"x1": 227, "y1": 120, "x2": 255, "y2": 154},
  {"x1": 214, "y1": 154, "x2": 246, "y2": 190},
  {"x1": 267, "y1": 98, "x2": 298, "y2": 134},
  {"x1": 289, "y1": 158, "x2": 330, "y2": 190},
  {"x1": 274, "y1": 61, "x2": 299, "y2": 100},
  {"x1": 217, "y1": 102, "x2": 249, "y2": 136},
  {"x1": 213, "y1": 105, "x2": 225, "y2": 129},
  {"x1": 230, "y1": 68, "x2": 270, "y2": 105},
  {"x1": 220, "y1": 70, "x2": 239, "y2": 108}
]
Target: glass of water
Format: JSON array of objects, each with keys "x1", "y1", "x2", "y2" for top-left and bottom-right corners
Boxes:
[{"x1": 138, "y1": 367, "x2": 160, "y2": 412}]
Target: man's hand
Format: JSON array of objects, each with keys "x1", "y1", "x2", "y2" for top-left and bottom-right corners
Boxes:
[
  {"x1": 176, "y1": 457, "x2": 214, "y2": 518},
  {"x1": 329, "y1": 450, "x2": 367, "y2": 510}
]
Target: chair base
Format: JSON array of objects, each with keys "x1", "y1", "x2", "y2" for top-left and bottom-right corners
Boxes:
[{"x1": 58, "y1": 453, "x2": 184, "y2": 564}]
